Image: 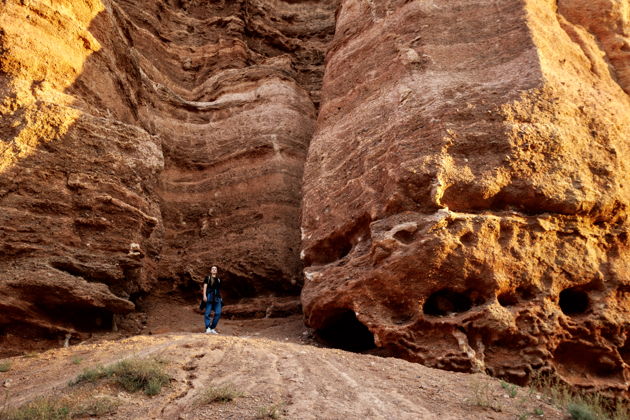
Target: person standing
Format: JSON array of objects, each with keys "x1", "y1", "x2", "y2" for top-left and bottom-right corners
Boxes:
[{"x1": 203, "y1": 265, "x2": 222, "y2": 334}]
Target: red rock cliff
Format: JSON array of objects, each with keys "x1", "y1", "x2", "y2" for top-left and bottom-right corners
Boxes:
[
  {"x1": 112, "y1": 0, "x2": 337, "y2": 295},
  {"x1": 301, "y1": 0, "x2": 630, "y2": 392},
  {"x1": 0, "y1": 0, "x2": 336, "y2": 347},
  {"x1": 0, "y1": 0, "x2": 161, "y2": 343},
  {"x1": 1, "y1": 0, "x2": 629, "y2": 393}
]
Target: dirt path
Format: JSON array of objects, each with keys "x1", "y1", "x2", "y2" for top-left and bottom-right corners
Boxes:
[
  {"x1": 139, "y1": 294, "x2": 312, "y2": 346},
  {"x1": 1, "y1": 331, "x2": 564, "y2": 420},
  {"x1": 0, "y1": 296, "x2": 567, "y2": 419}
]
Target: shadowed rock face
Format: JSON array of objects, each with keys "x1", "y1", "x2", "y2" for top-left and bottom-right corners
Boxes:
[
  {"x1": 301, "y1": 0, "x2": 630, "y2": 392},
  {"x1": 110, "y1": 0, "x2": 337, "y2": 295},
  {"x1": 0, "y1": 0, "x2": 337, "y2": 348}
]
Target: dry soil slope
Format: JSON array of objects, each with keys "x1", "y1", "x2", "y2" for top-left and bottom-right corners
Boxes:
[{"x1": 0, "y1": 333, "x2": 565, "y2": 420}]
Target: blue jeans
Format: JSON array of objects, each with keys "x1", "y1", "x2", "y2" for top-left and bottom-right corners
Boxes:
[{"x1": 204, "y1": 297, "x2": 222, "y2": 329}]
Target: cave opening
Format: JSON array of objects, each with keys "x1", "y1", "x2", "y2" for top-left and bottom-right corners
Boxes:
[
  {"x1": 315, "y1": 309, "x2": 376, "y2": 352},
  {"x1": 393, "y1": 229, "x2": 415, "y2": 244},
  {"x1": 423, "y1": 289, "x2": 473, "y2": 316},
  {"x1": 42, "y1": 304, "x2": 114, "y2": 332},
  {"x1": 497, "y1": 290, "x2": 519, "y2": 307},
  {"x1": 559, "y1": 288, "x2": 589, "y2": 315}
]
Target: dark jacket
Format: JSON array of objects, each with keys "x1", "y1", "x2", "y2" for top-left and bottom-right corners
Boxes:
[{"x1": 204, "y1": 276, "x2": 222, "y2": 303}]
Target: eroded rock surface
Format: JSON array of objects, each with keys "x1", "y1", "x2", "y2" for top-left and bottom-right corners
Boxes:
[
  {"x1": 110, "y1": 0, "x2": 337, "y2": 294},
  {"x1": 0, "y1": 0, "x2": 163, "y2": 344},
  {"x1": 301, "y1": 0, "x2": 630, "y2": 392},
  {"x1": 0, "y1": 0, "x2": 336, "y2": 348}
]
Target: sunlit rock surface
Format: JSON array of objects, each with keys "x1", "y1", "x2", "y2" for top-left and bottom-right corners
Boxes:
[
  {"x1": 301, "y1": 0, "x2": 630, "y2": 392},
  {"x1": 0, "y1": 0, "x2": 337, "y2": 347},
  {"x1": 0, "y1": 0, "x2": 162, "y2": 343}
]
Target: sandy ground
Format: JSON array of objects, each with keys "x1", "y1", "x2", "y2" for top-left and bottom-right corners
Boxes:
[
  {"x1": 0, "y1": 296, "x2": 567, "y2": 419},
  {"x1": 0, "y1": 332, "x2": 565, "y2": 420},
  {"x1": 139, "y1": 294, "x2": 313, "y2": 346}
]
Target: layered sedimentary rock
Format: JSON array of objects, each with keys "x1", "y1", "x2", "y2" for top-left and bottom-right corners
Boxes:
[
  {"x1": 109, "y1": 0, "x2": 337, "y2": 294},
  {"x1": 0, "y1": 0, "x2": 163, "y2": 344},
  {"x1": 0, "y1": 0, "x2": 336, "y2": 348},
  {"x1": 302, "y1": 0, "x2": 630, "y2": 392}
]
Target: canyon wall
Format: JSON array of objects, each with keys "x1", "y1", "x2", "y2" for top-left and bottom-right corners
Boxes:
[
  {"x1": 0, "y1": 0, "x2": 336, "y2": 351},
  {"x1": 301, "y1": 0, "x2": 630, "y2": 392},
  {"x1": 0, "y1": 0, "x2": 163, "y2": 347},
  {"x1": 109, "y1": 0, "x2": 337, "y2": 295},
  {"x1": 1, "y1": 0, "x2": 629, "y2": 392}
]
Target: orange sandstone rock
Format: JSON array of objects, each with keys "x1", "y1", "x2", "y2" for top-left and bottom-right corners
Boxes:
[
  {"x1": 0, "y1": 0, "x2": 336, "y2": 348},
  {"x1": 0, "y1": 0, "x2": 162, "y2": 342},
  {"x1": 301, "y1": 0, "x2": 630, "y2": 392}
]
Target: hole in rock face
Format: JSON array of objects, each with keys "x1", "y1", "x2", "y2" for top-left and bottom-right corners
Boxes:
[
  {"x1": 516, "y1": 285, "x2": 536, "y2": 300},
  {"x1": 559, "y1": 288, "x2": 589, "y2": 315},
  {"x1": 315, "y1": 309, "x2": 375, "y2": 352},
  {"x1": 393, "y1": 229, "x2": 415, "y2": 244},
  {"x1": 423, "y1": 289, "x2": 475, "y2": 316},
  {"x1": 460, "y1": 231, "x2": 475, "y2": 245},
  {"x1": 497, "y1": 285, "x2": 537, "y2": 307},
  {"x1": 498, "y1": 290, "x2": 519, "y2": 307}
]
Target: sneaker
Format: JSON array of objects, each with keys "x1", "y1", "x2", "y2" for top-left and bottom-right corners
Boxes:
[
  {"x1": 210, "y1": 329, "x2": 218, "y2": 335},
  {"x1": 205, "y1": 327, "x2": 212, "y2": 333}
]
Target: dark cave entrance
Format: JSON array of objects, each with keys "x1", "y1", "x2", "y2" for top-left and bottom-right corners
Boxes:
[
  {"x1": 37, "y1": 303, "x2": 115, "y2": 333},
  {"x1": 559, "y1": 288, "x2": 589, "y2": 315},
  {"x1": 497, "y1": 290, "x2": 519, "y2": 307},
  {"x1": 315, "y1": 309, "x2": 376, "y2": 352}
]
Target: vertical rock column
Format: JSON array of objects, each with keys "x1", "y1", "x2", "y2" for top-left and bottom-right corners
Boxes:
[{"x1": 301, "y1": 0, "x2": 630, "y2": 390}]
